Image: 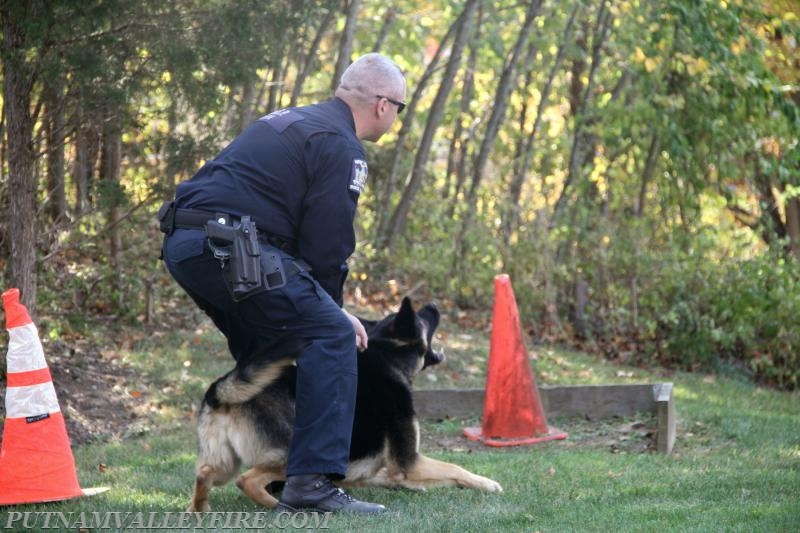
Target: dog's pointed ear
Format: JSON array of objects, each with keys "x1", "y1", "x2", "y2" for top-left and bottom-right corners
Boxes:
[{"x1": 393, "y1": 297, "x2": 417, "y2": 338}]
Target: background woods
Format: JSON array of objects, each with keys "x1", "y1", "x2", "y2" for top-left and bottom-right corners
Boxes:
[{"x1": 1, "y1": 0, "x2": 798, "y2": 388}]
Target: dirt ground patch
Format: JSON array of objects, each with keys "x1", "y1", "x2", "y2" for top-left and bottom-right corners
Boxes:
[
  {"x1": 418, "y1": 415, "x2": 657, "y2": 457},
  {"x1": 1, "y1": 337, "x2": 146, "y2": 446}
]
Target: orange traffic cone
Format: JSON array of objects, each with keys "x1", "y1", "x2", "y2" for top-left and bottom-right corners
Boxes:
[
  {"x1": 464, "y1": 274, "x2": 567, "y2": 447},
  {"x1": 0, "y1": 288, "x2": 85, "y2": 505}
]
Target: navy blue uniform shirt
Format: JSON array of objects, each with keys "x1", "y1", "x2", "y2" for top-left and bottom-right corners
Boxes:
[{"x1": 174, "y1": 97, "x2": 367, "y2": 305}]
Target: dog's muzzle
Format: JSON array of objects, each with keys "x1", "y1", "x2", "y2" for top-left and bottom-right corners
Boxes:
[{"x1": 424, "y1": 348, "x2": 445, "y2": 369}]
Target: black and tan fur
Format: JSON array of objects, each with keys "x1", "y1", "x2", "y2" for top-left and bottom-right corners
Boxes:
[{"x1": 188, "y1": 297, "x2": 502, "y2": 511}]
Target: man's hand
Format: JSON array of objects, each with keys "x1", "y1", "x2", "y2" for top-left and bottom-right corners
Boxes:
[{"x1": 342, "y1": 308, "x2": 368, "y2": 350}]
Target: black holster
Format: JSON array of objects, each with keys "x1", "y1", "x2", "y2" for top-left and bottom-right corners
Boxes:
[{"x1": 206, "y1": 216, "x2": 288, "y2": 301}]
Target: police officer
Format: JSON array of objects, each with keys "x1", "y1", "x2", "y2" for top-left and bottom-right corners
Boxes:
[{"x1": 159, "y1": 53, "x2": 406, "y2": 514}]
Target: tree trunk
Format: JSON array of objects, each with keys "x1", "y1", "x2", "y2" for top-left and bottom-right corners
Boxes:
[
  {"x1": 508, "y1": 39, "x2": 539, "y2": 218},
  {"x1": 331, "y1": 0, "x2": 361, "y2": 92},
  {"x1": 371, "y1": 7, "x2": 396, "y2": 52},
  {"x1": 750, "y1": 153, "x2": 786, "y2": 251},
  {"x1": 553, "y1": 0, "x2": 613, "y2": 225},
  {"x1": 73, "y1": 106, "x2": 100, "y2": 216},
  {"x1": 267, "y1": 63, "x2": 282, "y2": 113},
  {"x1": 101, "y1": 115, "x2": 123, "y2": 272},
  {"x1": 636, "y1": 132, "x2": 660, "y2": 217},
  {"x1": 453, "y1": 0, "x2": 543, "y2": 269},
  {"x1": 503, "y1": 2, "x2": 581, "y2": 248},
  {"x1": 786, "y1": 197, "x2": 800, "y2": 259},
  {"x1": 374, "y1": 7, "x2": 466, "y2": 247},
  {"x1": 290, "y1": 8, "x2": 336, "y2": 106},
  {"x1": 2, "y1": 4, "x2": 39, "y2": 313},
  {"x1": 45, "y1": 81, "x2": 67, "y2": 223},
  {"x1": 445, "y1": 7, "x2": 483, "y2": 219},
  {"x1": 165, "y1": 97, "x2": 179, "y2": 191},
  {"x1": 238, "y1": 82, "x2": 256, "y2": 132},
  {"x1": 383, "y1": 0, "x2": 480, "y2": 250}
]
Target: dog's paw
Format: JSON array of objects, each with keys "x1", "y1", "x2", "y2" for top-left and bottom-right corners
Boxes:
[
  {"x1": 474, "y1": 475, "x2": 503, "y2": 493},
  {"x1": 488, "y1": 479, "x2": 503, "y2": 493},
  {"x1": 186, "y1": 502, "x2": 211, "y2": 512}
]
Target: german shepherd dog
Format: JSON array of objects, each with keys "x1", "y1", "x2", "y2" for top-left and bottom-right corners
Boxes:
[{"x1": 188, "y1": 297, "x2": 502, "y2": 511}]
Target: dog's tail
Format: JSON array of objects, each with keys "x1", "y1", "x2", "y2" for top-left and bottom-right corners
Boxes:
[{"x1": 205, "y1": 335, "x2": 307, "y2": 407}]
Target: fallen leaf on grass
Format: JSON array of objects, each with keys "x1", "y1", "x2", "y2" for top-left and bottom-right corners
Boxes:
[{"x1": 100, "y1": 349, "x2": 118, "y2": 361}]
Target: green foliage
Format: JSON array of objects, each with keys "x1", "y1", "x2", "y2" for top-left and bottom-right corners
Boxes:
[
  {"x1": 638, "y1": 250, "x2": 800, "y2": 389},
  {"x1": 35, "y1": 208, "x2": 180, "y2": 330},
  {"x1": 356, "y1": 174, "x2": 506, "y2": 308}
]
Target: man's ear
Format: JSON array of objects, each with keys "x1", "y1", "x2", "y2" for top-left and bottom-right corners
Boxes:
[{"x1": 374, "y1": 97, "x2": 387, "y2": 118}]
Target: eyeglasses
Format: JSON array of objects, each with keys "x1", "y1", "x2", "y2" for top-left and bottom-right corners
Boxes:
[{"x1": 376, "y1": 95, "x2": 406, "y2": 114}]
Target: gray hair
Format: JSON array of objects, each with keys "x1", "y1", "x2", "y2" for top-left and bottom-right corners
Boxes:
[{"x1": 336, "y1": 53, "x2": 405, "y2": 105}]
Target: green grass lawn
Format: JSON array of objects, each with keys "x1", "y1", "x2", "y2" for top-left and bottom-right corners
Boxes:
[{"x1": 1, "y1": 310, "x2": 798, "y2": 532}]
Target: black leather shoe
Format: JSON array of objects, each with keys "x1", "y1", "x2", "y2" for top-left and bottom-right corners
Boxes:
[{"x1": 277, "y1": 474, "x2": 386, "y2": 514}]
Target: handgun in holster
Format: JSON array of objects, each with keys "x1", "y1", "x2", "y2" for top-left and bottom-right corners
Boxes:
[{"x1": 205, "y1": 216, "x2": 288, "y2": 301}]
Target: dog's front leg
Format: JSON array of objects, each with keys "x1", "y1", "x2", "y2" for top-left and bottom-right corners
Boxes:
[
  {"x1": 338, "y1": 455, "x2": 396, "y2": 488},
  {"x1": 341, "y1": 466, "x2": 406, "y2": 489},
  {"x1": 396, "y1": 455, "x2": 503, "y2": 492}
]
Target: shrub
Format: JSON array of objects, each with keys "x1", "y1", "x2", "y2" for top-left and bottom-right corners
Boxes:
[{"x1": 638, "y1": 252, "x2": 800, "y2": 389}]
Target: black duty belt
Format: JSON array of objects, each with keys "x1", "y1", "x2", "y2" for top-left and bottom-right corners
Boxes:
[{"x1": 158, "y1": 201, "x2": 297, "y2": 255}]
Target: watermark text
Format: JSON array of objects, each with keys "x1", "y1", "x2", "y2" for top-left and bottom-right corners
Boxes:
[{"x1": 3, "y1": 511, "x2": 332, "y2": 530}]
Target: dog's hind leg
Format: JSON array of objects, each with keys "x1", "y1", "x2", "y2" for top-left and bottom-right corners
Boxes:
[
  {"x1": 188, "y1": 464, "x2": 220, "y2": 512},
  {"x1": 236, "y1": 465, "x2": 286, "y2": 508},
  {"x1": 392, "y1": 455, "x2": 503, "y2": 493},
  {"x1": 187, "y1": 452, "x2": 240, "y2": 512}
]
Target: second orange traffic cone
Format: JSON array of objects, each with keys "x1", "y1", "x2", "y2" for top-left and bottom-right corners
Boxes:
[
  {"x1": 0, "y1": 288, "x2": 85, "y2": 505},
  {"x1": 464, "y1": 274, "x2": 567, "y2": 447}
]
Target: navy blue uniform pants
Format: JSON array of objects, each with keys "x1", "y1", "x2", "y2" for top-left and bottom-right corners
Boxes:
[{"x1": 162, "y1": 229, "x2": 357, "y2": 478}]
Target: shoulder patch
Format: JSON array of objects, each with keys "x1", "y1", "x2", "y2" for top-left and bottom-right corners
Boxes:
[
  {"x1": 350, "y1": 159, "x2": 368, "y2": 194},
  {"x1": 258, "y1": 109, "x2": 304, "y2": 133}
]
